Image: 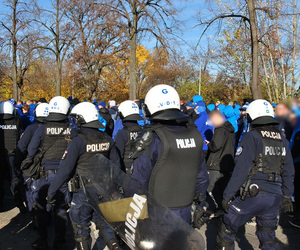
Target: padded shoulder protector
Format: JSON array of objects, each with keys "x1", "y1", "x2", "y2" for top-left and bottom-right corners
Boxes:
[{"x1": 128, "y1": 128, "x2": 154, "y2": 159}]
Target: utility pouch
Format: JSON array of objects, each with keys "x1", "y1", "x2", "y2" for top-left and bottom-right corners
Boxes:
[
  {"x1": 68, "y1": 175, "x2": 80, "y2": 193},
  {"x1": 249, "y1": 184, "x2": 260, "y2": 198}
]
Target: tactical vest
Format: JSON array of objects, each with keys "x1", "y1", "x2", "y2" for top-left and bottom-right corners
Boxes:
[
  {"x1": 76, "y1": 132, "x2": 111, "y2": 177},
  {"x1": 123, "y1": 125, "x2": 142, "y2": 164},
  {"x1": 251, "y1": 127, "x2": 285, "y2": 181},
  {"x1": 41, "y1": 122, "x2": 71, "y2": 160},
  {"x1": 0, "y1": 117, "x2": 19, "y2": 155},
  {"x1": 148, "y1": 124, "x2": 203, "y2": 209}
]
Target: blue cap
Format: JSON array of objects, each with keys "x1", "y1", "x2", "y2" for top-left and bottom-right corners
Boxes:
[
  {"x1": 193, "y1": 95, "x2": 203, "y2": 104},
  {"x1": 207, "y1": 104, "x2": 215, "y2": 112},
  {"x1": 98, "y1": 101, "x2": 106, "y2": 108},
  {"x1": 195, "y1": 101, "x2": 206, "y2": 114},
  {"x1": 223, "y1": 105, "x2": 235, "y2": 118},
  {"x1": 186, "y1": 102, "x2": 195, "y2": 108}
]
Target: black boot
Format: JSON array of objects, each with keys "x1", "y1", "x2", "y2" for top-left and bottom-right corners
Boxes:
[
  {"x1": 33, "y1": 209, "x2": 49, "y2": 249},
  {"x1": 54, "y1": 210, "x2": 67, "y2": 248}
]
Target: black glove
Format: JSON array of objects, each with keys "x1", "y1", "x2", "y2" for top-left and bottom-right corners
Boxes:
[
  {"x1": 281, "y1": 196, "x2": 293, "y2": 213},
  {"x1": 46, "y1": 195, "x2": 56, "y2": 212},
  {"x1": 193, "y1": 209, "x2": 206, "y2": 229},
  {"x1": 222, "y1": 199, "x2": 230, "y2": 214}
]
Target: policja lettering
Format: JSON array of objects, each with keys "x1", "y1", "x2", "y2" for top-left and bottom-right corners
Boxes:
[
  {"x1": 176, "y1": 138, "x2": 196, "y2": 149},
  {"x1": 86, "y1": 142, "x2": 110, "y2": 152},
  {"x1": 0, "y1": 124, "x2": 17, "y2": 129},
  {"x1": 125, "y1": 194, "x2": 147, "y2": 249},
  {"x1": 260, "y1": 130, "x2": 282, "y2": 140},
  {"x1": 129, "y1": 132, "x2": 138, "y2": 141},
  {"x1": 46, "y1": 127, "x2": 71, "y2": 135}
]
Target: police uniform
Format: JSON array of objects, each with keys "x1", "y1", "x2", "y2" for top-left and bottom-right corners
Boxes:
[
  {"x1": 27, "y1": 120, "x2": 71, "y2": 248},
  {"x1": 114, "y1": 121, "x2": 142, "y2": 172},
  {"x1": 47, "y1": 127, "x2": 121, "y2": 250},
  {"x1": 0, "y1": 112, "x2": 22, "y2": 211},
  {"x1": 14, "y1": 122, "x2": 39, "y2": 212},
  {"x1": 131, "y1": 123, "x2": 209, "y2": 223},
  {"x1": 217, "y1": 125, "x2": 294, "y2": 250}
]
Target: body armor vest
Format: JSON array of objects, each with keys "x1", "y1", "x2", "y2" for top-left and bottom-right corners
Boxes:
[
  {"x1": 76, "y1": 132, "x2": 111, "y2": 177},
  {"x1": 0, "y1": 117, "x2": 19, "y2": 155},
  {"x1": 123, "y1": 125, "x2": 142, "y2": 164},
  {"x1": 148, "y1": 124, "x2": 203, "y2": 209},
  {"x1": 41, "y1": 122, "x2": 71, "y2": 160},
  {"x1": 251, "y1": 127, "x2": 285, "y2": 181}
]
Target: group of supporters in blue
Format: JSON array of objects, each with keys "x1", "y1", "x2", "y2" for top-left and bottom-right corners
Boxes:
[{"x1": 0, "y1": 84, "x2": 299, "y2": 250}]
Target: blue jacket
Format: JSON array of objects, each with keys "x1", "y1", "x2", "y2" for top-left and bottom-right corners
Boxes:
[
  {"x1": 223, "y1": 127, "x2": 294, "y2": 201},
  {"x1": 194, "y1": 112, "x2": 213, "y2": 150},
  {"x1": 223, "y1": 106, "x2": 238, "y2": 133}
]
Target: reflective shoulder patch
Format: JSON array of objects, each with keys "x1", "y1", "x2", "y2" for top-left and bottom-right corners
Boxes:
[{"x1": 236, "y1": 146, "x2": 243, "y2": 156}]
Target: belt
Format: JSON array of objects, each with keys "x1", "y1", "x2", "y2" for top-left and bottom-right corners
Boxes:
[{"x1": 44, "y1": 169, "x2": 58, "y2": 174}]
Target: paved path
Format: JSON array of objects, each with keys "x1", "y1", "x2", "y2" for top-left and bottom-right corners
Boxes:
[{"x1": 1, "y1": 195, "x2": 299, "y2": 249}]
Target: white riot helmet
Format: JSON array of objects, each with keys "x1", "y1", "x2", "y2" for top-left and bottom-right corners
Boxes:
[
  {"x1": 246, "y1": 99, "x2": 278, "y2": 125},
  {"x1": 35, "y1": 103, "x2": 49, "y2": 122},
  {"x1": 70, "y1": 102, "x2": 104, "y2": 129},
  {"x1": 118, "y1": 100, "x2": 142, "y2": 121},
  {"x1": 0, "y1": 101, "x2": 14, "y2": 115},
  {"x1": 144, "y1": 84, "x2": 188, "y2": 121},
  {"x1": 47, "y1": 96, "x2": 70, "y2": 121}
]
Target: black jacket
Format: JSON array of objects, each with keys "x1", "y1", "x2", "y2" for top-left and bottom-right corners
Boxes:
[
  {"x1": 207, "y1": 121, "x2": 235, "y2": 173},
  {"x1": 99, "y1": 108, "x2": 114, "y2": 137}
]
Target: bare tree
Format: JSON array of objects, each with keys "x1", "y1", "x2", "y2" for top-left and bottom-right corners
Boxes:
[
  {"x1": 31, "y1": 0, "x2": 76, "y2": 96},
  {"x1": 107, "y1": 0, "x2": 178, "y2": 99},
  {"x1": 1, "y1": 0, "x2": 30, "y2": 99},
  {"x1": 66, "y1": 0, "x2": 126, "y2": 100},
  {"x1": 196, "y1": 0, "x2": 265, "y2": 99}
]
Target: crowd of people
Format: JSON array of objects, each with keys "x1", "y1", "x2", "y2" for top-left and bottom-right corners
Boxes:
[{"x1": 0, "y1": 85, "x2": 299, "y2": 250}]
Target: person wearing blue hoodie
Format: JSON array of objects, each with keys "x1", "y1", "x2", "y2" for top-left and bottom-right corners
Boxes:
[
  {"x1": 193, "y1": 95, "x2": 203, "y2": 104},
  {"x1": 223, "y1": 105, "x2": 238, "y2": 133},
  {"x1": 194, "y1": 101, "x2": 213, "y2": 155},
  {"x1": 207, "y1": 104, "x2": 216, "y2": 112},
  {"x1": 217, "y1": 104, "x2": 226, "y2": 114},
  {"x1": 234, "y1": 105, "x2": 241, "y2": 120},
  {"x1": 289, "y1": 112, "x2": 300, "y2": 228}
]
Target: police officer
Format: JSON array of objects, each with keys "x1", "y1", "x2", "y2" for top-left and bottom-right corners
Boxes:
[
  {"x1": 25, "y1": 96, "x2": 71, "y2": 249},
  {"x1": 0, "y1": 101, "x2": 22, "y2": 211},
  {"x1": 46, "y1": 102, "x2": 121, "y2": 250},
  {"x1": 14, "y1": 103, "x2": 49, "y2": 213},
  {"x1": 216, "y1": 100, "x2": 295, "y2": 250},
  {"x1": 129, "y1": 85, "x2": 209, "y2": 224},
  {"x1": 114, "y1": 100, "x2": 143, "y2": 173}
]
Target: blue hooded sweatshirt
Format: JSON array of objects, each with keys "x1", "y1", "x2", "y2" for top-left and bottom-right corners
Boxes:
[{"x1": 223, "y1": 105, "x2": 238, "y2": 133}]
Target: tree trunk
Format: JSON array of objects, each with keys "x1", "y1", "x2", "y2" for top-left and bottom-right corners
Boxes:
[
  {"x1": 55, "y1": 0, "x2": 61, "y2": 96},
  {"x1": 129, "y1": 29, "x2": 137, "y2": 100},
  {"x1": 291, "y1": 0, "x2": 298, "y2": 97},
  {"x1": 275, "y1": 15, "x2": 287, "y2": 99},
  {"x1": 56, "y1": 57, "x2": 62, "y2": 96},
  {"x1": 12, "y1": 0, "x2": 18, "y2": 100},
  {"x1": 247, "y1": 0, "x2": 262, "y2": 99},
  {"x1": 129, "y1": 3, "x2": 138, "y2": 100}
]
